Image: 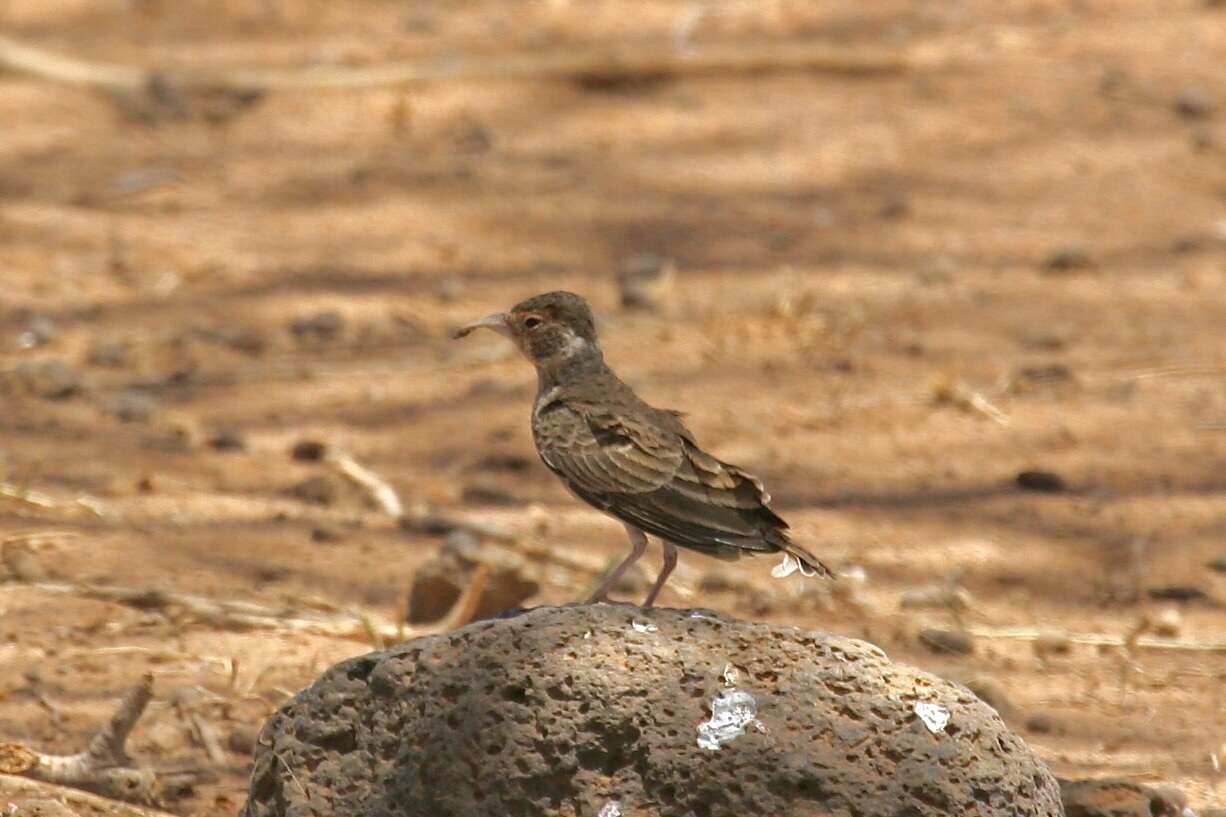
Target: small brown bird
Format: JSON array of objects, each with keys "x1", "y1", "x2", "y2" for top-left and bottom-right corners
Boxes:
[{"x1": 456, "y1": 291, "x2": 830, "y2": 607}]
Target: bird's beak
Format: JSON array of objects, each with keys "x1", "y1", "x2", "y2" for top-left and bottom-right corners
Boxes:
[{"x1": 453, "y1": 312, "x2": 510, "y2": 339}]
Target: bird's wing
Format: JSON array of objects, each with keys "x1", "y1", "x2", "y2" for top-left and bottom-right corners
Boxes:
[
  {"x1": 535, "y1": 398, "x2": 792, "y2": 559},
  {"x1": 615, "y1": 440, "x2": 791, "y2": 556},
  {"x1": 534, "y1": 400, "x2": 684, "y2": 496}
]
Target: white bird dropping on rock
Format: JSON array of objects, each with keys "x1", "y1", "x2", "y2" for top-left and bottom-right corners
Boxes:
[
  {"x1": 597, "y1": 800, "x2": 623, "y2": 817},
  {"x1": 914, "y1": 701, "x2": 951, "y2": 733},
  {"x1": 697, "y1": 689, "x2": 764, "y2": 751},
  {"x1": 631, "y1": 620, "x2": 657, "y2": 633}
]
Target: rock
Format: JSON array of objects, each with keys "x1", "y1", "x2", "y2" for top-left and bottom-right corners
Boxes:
[
  {"x1": 1024, "y1": 712, "x2": 1061, "y2": 735},
  {"x1": 952, "y1": 676, "x2": 1014, "y2": 719},
  {"x1": 289, "y1": 476, "x2": 337, "y2": 506},
  {"x1": 1042, "y1": 244, "x2": 1094, "y2": 273},
  {"x1": 86, "y1": 338, "x2": 131, "y2": 367},
  {"x1": 311, "y1": 526, "x2": 342, "y2": 544},
  {"x1": 918, "y1": 627, "x2": 975, "y2": 655},
  {"x1": 208, "y1": 429, "x2": 247, "y2": 451},
  {"x1": 617, "y1": 253, "x2": 675, "y2": 312},
  {"x1": 406, "y1": 532, "x2": 540, "y2": 624},
  {"x1": 1207, "y1": 552, "x2": 1226, "y2": 573},
  {"x1": 290, "y1": 310, "x2": 345, "y2": 345},
  {"x1": 1147, "y1": 585, "x2": 1207, "y2": 602},
  {"x1": 110, "y1": 388, "x2": 158, "y2": 422},
  {"x1": 1058, "y1": 778, "x2": 1188, "y2": 817},
  {"x1": 1174, "y1": 86, "x2": 1215, "y2": 120},
  {"x1": 243, "y1": 606, "x2": 1062, "y2": 817},
  {"x1": 2, "y1": 540, "x2": 48, "y2": 581},
  {"x1": 460, "y1": 483, "x2": 524, "y2": 507},
  {"x1": 228, "y1": 724, "x2": 260, "y2": 756},
  {"x1": 1152, "y1": 607, "x2": 1182, "y2": 638},
  {"x1": 9, "y1": 359, "x2": 85, "y2": 400},
  {"x1": 290, "y1": 439, "x2": 329, "y2": 461},
  {"x1": 17, "y1": 316, "x2": 58, "y2": 349},
  {"x1": 1016, "y1": 470, "x2": 1067, "y2": 493}
]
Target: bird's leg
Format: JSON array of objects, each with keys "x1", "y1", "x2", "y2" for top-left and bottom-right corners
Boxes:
[
  {"x1": 642, "y1": 540, "x2": 678, "y2": 608},
  {"x1": 586, "y1": 523, "x2": 649, "y2": 604}
]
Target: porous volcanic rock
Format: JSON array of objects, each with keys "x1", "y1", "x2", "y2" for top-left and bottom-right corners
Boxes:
[{"x1": 243, "y1": 605, "x2": 1062, "y2": 817}]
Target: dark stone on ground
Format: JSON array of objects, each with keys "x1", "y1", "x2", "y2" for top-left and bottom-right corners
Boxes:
[
  {"x1": 290, "y1": 439, "x2": 328, "y2": 461},
  {"x1": 406, "y1": 531, "x2": 540, "y2": 624},
  {"x1": 1058, "y1": 777, "x2": 1188, "y2": 817},
  {"x1": 1016, "y1": 470, "x2": 1067, "y2": 493},
  {"x1": 918, "y1": 627, "x2": 976, "y2": 655},
  {"x1": 1146, "y1": 585, "x2": 1208, "y2": 602},
  {"x1": 208, "y1": 429, "x2": 247, "y2": 451},
  {"x1": 9, "y1": 359, "x2": 86, "y2": 400},
  {"x1": 289, "y1": 476, "x2": 337, "y2": 506},
  {"x1": 1024, "y1": 712, "x2": 1061, "y2": 735},
  {"x1": 290, "y1": 310, "x2": 345, "y2": 344}
]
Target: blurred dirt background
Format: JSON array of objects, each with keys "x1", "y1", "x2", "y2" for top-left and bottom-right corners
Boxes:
[{"x1": 2, "y1": 0, "x2": 1225, "y2": 814}]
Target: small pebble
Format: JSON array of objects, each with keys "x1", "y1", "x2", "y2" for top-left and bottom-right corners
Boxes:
[
  {"x1": 291, "y1": 440, "x2": 329, "y2": 461},
  {"x1": 290, "y1": 310, "x2": 345, "y2": 344},
  {"x1": 1032, "y1": 633, "x2": 1072, "y2": 660},
  {"x1": 1024, "y1": 712, "x2": 1060, "y2": 735},
  {"x1": 1152, "y1": 607, "x2": 1182, "y2": 638},
  {"x1": 227, "y1": 725, "x2": 259, "y2": 756},
  {"x1": 311, "y1": 526, "x2": 342, "y2": 544},
  {"x1": 11, "y1": 359, "x2": 85, "y2": 400},
  {"x1": 111, "y1": 388, "x2": 158, "y2": 422},
  {"x1": 1042, "y1": 243, "x2": 1094, "y2": 272},
  {"x1": 1206, "y1": 552, "x2": 1226, "y2": 573},
  {"x1": 918, "y1": 628, "x2": 975, "y2": 655},
  {"x1": 1174, "y1": 86, "x2": 1215, "y2": 120},
  {"x1": 1147, "y1": 585, "x2": 1207, "y2": 602},
  {"x1": 17, "y1": 316, "x2": 58, "y2": 349},
  {"x1": 1016, "y1": 470, "x2": 1067, "y2": 493},
  {"x1": 290, "y1": 476, "x2": 337, "y2": 506},
  {"x1": 87, "y1": 339, "x2": 131, "y2": 367},
  {"x1": 208, "y1": 429, "x2": 247, "y2": 451},
  {"x1": 617, "y1": 253, "x2": 675, "y2": 312},
  {"x1": 461, "y1": 484, "x2": 522, "y2": 506},
  {"x1": 956, "y1": 676, "x2": 1013, "y2": 718},
  {"x1": 699, "y1": 569, "x2": 738, "y2": 593}
]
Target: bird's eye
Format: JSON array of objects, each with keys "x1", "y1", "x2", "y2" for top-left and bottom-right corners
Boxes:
[{"x1": 523, "y1": 316, "x2": 543, "y2": 329}]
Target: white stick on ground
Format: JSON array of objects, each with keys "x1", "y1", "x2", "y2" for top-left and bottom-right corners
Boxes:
[{"x1": 326, "y1": 450, "x2": 403, "y2": 517}]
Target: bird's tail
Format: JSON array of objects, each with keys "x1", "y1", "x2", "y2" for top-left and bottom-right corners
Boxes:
[{"x1": 771, "y1": 540, "x2": 834, "y2": 580}]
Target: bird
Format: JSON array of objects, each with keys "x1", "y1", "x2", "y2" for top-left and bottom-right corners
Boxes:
[{"x1": 455, "y1": 290, "x2": 830, "y2": 607}]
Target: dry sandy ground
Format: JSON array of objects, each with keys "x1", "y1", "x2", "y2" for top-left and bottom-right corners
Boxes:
[{"x1": 2, "y1": 1, "x2": 1225, "y2": 814}]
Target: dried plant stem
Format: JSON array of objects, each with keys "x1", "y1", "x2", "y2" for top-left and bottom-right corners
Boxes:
[
  {"x1": 327, "y1": 450, "x2": 403, "y2": 517},
  {"x1": 0, "y1": 773, "x2": 182, "y2": 816},
  {"x1": 967, "y1": 626, "x2": 1226, "y2": 653},
  {"x1": 0, "y1": 34, "x2": 915, "y2": 96},
  {"x1": 4, "y1": 572, "x2": 488, "y2": 645},
  {"x1": 0, "y1": 674, "x2": 199, "y2": 804}
]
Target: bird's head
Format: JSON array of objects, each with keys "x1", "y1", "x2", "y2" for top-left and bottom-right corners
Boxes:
[{"x1": 454, "y1": 291, "x2": 601, "y2": 375}]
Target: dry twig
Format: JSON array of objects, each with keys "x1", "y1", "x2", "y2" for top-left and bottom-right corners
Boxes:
[
  {"x1": 326, "y1": 450, "x2": 403, "y2": 517},
  {"x1": 0, "y1": 674, "x2": 200, "y2": 804},
  {"x1": 0, "y1": 774, "x2": 182, "y2": 817},
  {"x1": 0, "y1": 34, "x2": 916, "y2": 97},
  {"x1": 967, "y1": 625, "x2": 1226, "y2": 653},
  {"x1": 4, "y1": 570, "x2": 490, "y2": 645}
]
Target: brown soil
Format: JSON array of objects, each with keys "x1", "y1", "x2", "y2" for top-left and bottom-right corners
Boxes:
[{"x1": 1, "y1": 1, "x2": 1225, "y2": 814}]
